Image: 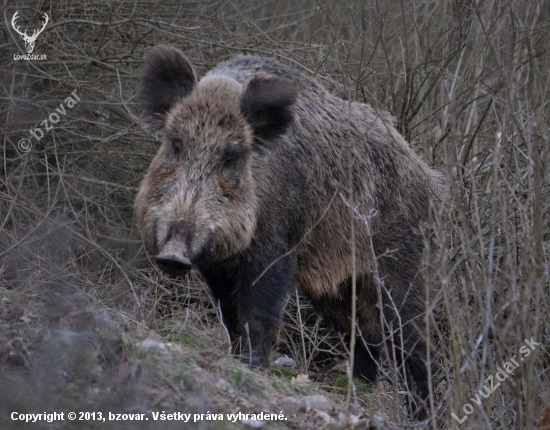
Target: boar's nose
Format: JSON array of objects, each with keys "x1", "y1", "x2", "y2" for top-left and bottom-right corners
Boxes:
[{"x1": 155, "y1": 253, "x2": 193, "y2": 277}]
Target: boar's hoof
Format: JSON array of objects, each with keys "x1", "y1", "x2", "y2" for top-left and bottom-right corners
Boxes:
[{"x1": 155, "y1": 254, "x2": 192, "y2": 277}]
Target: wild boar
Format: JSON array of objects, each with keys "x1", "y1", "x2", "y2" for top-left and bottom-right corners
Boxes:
[{"x1": 135, "y1": 45, "x2": 443, "y2": 419}]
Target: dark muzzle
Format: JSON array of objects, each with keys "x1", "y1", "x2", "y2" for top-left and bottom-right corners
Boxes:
[{"x1": 155, "y1": 253, "x2": 192, "y2": 277}]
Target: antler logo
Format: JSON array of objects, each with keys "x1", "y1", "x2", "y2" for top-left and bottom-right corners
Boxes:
[{"x1": 11, "y1": 11, "x2": 49, "y2": 54}]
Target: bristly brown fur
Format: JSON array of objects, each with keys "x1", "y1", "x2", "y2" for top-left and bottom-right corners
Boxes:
[{"x1": 135, "y1": 46, "x2": 444, "y2": 420}]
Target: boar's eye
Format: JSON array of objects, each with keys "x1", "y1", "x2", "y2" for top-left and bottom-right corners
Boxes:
[
  {"x1": 221, "y1": 148, "x2": 244, "y2": 169},
  {"x1": 171, "y1": 139, "x2": 182, "y2": 158},
  {"x1": 222, "y1": 154, "x2": 238, "y2": 169}
]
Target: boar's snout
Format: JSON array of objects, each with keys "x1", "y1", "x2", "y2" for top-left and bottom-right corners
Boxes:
[{"x1": 155, "y1": 252, "x2": 193, "y2": 277}]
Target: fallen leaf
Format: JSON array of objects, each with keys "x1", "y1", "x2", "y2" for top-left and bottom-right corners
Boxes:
[
  {"x1": 117, "y1": 362, "x2": 130, "y2": 381},
  {"x1": 20, "y1": 310, "x2": 35, "y2": 324}
]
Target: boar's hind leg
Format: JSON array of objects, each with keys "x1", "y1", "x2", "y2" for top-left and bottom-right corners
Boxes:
[
  {"x1": 306, "y1": 281, "x2": 381, "y2": 385},
  {"x1": 353, "y1": 334, "x2": 381, "y2": 384},
  {"x1": 396, "y1": 340, "x2": 430, "y2": 421}
]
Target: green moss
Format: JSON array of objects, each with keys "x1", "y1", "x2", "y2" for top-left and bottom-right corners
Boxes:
[
  {"x1": 329, "y1": 376, "x2": 371, "y2": 394},
  {"x1": 289, "y1": 383, "x2": 316, "y2": 395},
  {"x1": 270, "y1": 366, "x2": 299, "y2": 379},
  {"x1": 147, "y1": 319, "x2": 200, "y2": 349},
  {"x1": 222, "y1": 363, "x2": 264, "y2": 397},
  {"x1": 171, "y1": 331, "x2": 198, "y2": 347},
  {"x1": 173, "y1": 366, "x2": 195, "y2": 388}
]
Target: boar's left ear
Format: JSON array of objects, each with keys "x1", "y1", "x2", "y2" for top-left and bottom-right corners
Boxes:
[
  {"x1": 240, "y1": 76, "x2": 297, "y2": 142},
  {"x1": 139, "y1": 45, "x2": 197, "y2": 131}
]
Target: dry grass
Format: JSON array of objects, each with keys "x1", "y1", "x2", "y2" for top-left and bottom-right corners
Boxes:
[{"x1": 1, "y1": 0, "x2": 549, "y2": 428}]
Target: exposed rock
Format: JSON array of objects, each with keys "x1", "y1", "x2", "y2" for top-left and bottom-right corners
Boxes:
[
  {"x1": 273, "y1": 355, "x2": 297, "y2": 368},
  {"x1": 279, "y1": 395, "x2": 332, "y2": 416},
  {"x1": 304, "y1": 395, "x2": 332, "y2": 412},
  {"x1": 242, "y1": 419, "x2": 265, "y2": 428}
]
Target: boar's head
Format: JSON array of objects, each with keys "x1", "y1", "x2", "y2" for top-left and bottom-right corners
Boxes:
[{"x1": 135, "y1": 46, "x2": 296, "y2": 276}]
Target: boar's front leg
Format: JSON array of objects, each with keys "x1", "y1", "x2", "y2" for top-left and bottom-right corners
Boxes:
[
  {"x1": 204, "y1": 254, "x2": 293, "y2": 370},
  {"x1": 200, "y1": 266, "x2": 241, "y2": 350},
  {"x1": 236, "y1": 255, "x2": 293, "y2": 369}
]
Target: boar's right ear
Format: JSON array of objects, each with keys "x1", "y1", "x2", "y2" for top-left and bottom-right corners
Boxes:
[
  {"x1": 139, "y1": 46, "x2": 196, "y2": 131},
  {"x1": 240, "y1": 76, "x2": 297, "y2": 142}
]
